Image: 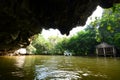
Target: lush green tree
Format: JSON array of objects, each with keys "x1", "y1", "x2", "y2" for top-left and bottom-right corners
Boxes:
[
  {"x1": 56, "y1": 25, "x2": 98, "y2": 56},
  {"x1": 90, "y1": 4, "x2": 120, "y2": 56},
  {"x1": 26, "y1": 44, "x2": 36, "y2": 54},
  {"x1": 114, "y1": 33, "x2": 120, "y2": 48},
  {"x1": 54, "y1": 38, "x2": 67, "y2": 55},
  {"x1": 29, "y1": 34, "x2": 50, "y2": 54}
]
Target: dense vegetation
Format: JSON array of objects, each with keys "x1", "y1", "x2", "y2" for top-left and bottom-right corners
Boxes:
[{"x1": 27, "y1": 4, "x2": 120, "y2": 56}]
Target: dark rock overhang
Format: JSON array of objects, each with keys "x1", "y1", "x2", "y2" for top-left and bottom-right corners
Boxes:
[{"x1": 0, "y1": 0, "x2": 120, "y2": 51}]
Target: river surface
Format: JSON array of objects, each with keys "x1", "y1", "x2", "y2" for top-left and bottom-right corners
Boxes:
[{"x1": 0, "y1": 55, "x2": 120, "y2": 80}]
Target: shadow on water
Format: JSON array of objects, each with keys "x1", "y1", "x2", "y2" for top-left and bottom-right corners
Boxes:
[{"x1": 0, "y1": 56, "x2": 120, "y2": 80}]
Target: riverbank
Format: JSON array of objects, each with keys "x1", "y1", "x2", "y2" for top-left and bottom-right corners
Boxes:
[{"x1": 0, "y1": 53, "x2": 120, "y2": 58}]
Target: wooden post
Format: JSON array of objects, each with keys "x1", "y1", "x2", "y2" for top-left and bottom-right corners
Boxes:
[
  {"x1": 103, "y1": 48, "x2": 106, "y2": 57},
  {"x1": 113, "y1": 47, "x2": 116, "y2": 57},
  {"x1": 96, "y1": 48, "x2": 98, "y2": 56}
]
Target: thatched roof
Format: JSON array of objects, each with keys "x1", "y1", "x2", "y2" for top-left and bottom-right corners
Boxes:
[{"x1": 96, "y1": 42, "x2": 114, "y2": 48}]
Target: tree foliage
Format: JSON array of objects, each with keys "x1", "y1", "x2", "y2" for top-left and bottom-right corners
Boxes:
[{"x1": 90, "y1": 4, "x2": 120, "y2": 56}]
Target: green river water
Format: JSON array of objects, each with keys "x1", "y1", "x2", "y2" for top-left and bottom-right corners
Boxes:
[{"x1": 0, "y1": 55, "x2": 120, "y2": 80}]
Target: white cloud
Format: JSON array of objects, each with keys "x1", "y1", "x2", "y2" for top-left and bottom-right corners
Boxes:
[{"x1": 41, "y1": 28, "x2": 64, "y2": 39}]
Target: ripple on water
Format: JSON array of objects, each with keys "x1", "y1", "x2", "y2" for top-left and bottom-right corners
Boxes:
[
  {"x1": 34, "y1": 70, "x2": 81, "y2": 80},
  {"x1": 11, "y1": 71, "x2": 24, "y2": 77},
  {"x1": 34, "y1": 65, "x2": 81, "y2": 80},
  {"x1": 34, "y1": 65, "x2": 108, "y2": 80}
]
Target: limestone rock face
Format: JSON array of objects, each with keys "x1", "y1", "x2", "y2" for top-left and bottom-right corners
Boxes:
[{"x1": 0, "y1": 0, "x2": 119, "y2": 52}]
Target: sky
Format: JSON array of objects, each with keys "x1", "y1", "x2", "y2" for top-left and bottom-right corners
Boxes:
[{"x1": 41, "y1": 6, "x2": 103, "y2": 38}]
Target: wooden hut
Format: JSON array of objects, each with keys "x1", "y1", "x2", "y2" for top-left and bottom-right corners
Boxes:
[{"x1": 96, "y1": 42, "x2": 116, "y2": 57}]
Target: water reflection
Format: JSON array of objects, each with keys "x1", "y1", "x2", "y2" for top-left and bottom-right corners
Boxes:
[
  {"x1": 34, "y1": 56, "x2": 81, "y2": 80},
  {"x1": 14, "y1": 56, "x2": 25, "y2": 68},
  {"x1": 34, "y1": 66, "x2": 81, "y2": 80},
  {"x1": 11, "y1": 56, "x2": 26, "y2": 78},
  {"x1": 34, "y1": 56, "x2": 109, "y2": 80},
  {"x1": 34, "y1": 65, "x2": 108, "y2": 80}
]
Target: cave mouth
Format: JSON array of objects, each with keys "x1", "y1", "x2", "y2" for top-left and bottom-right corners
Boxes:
[{"x1": 0, "y1": 0, "x2": 119, "y2": 54}]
